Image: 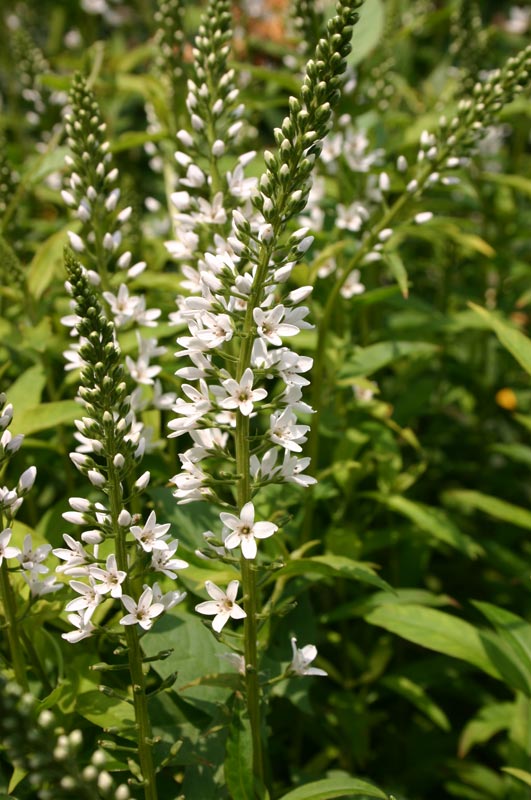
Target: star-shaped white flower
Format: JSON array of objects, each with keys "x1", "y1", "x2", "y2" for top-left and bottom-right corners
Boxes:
[
  {"x1": 0, "y1": 528, "x2": 20, "y2": 565},
  {"x1": 221, "y1": 502, "x2": 278, "y2": 560},
  {"x1": 120, "y1": 587, "x2": 165, "y2": 631},
  {"x1": 91, "y1": 554, "x2": 127, "y2": 598},
  {"x1": 195, "y1": 580, "x2": 246, "y2": 632},
  {"x1": 289, "y1": 637, "x2": 328, "y2": 676},
  {"x1": 220, "y1": 368, "x2": 267, "y2": 417},
  {"x1": 130, "y1": 511, "x2": 170, "y2": 553},
  {"x1": 62, "y1": 612, "x2": 96, "y2": 644}
]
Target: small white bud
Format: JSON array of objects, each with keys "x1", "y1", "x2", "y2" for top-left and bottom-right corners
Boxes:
[
  {"x1": 67, "y1": 231, "x2": 84, "y2": 252},
  {"x1": 117, "y1": 251, "x2": 132, "y2": 269},
  {"x1": 113, "y1": 453, "x2": 125, "y2": 469},
  {"x1": 134, "y1": 471, "x2": 151, "y2": 490},
  {"x1": 397, "y1": 155, "x2": 408, "y2": 172},
  {"x1": 69, "y1": 497, "x2": 91, "y2": 512},
  {"x1": 212, "y1": 139, "x2": 225, "y2": 156},
  {"x1": 63, "y1": 512, "x2": 86, "y2": 525},
  {"x1": 379, "y1": 172, "x2": 390, "y2": 191},
  {"x1": 118, "y1": 509, "x2": 132, "y2": 527},
  {"x1": 414, "y1": 212, "x2": 433, "y2": 224},
  {"x1": 117, "y1": 206, "x2": 132, "y2": 223},
  {"x1": 297, "y1": 236, "x2": 314, "y2": 254},
  {"x1": 378, "y1": 228, "x2": 393, "y2": 242},
  {"x1": 406, "y1": 179, "x2": 419, "y2": 193},
  {"x1": 176, "y1": 129, "x2": 194, "y2": 147},
  {"x1": 61, "y1": 190, "x2": 76, "y2": 207},
  {"x1": 81, "y1": 530, "x2": 103, "y2": 544},
  {"x1": 88, "y1": 469, "x2": 106, "y2": 487}
]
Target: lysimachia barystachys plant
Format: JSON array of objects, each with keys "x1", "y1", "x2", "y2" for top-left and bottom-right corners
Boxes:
[
  {"x1": 61, "y1": 74, "x2": 176, "y2": 447},
  {"x1": 304, "y1": 38, "x2": 531, "y2": 499},
  {"x1": 55, "y1": 252, "x2": 188, "y2": 799},
  {"x1": 0, "y1": 394, "x2": 62, "y2": 691},
  {"x1": 166, "y1": 0, "x2": 363, "y2": 788}
]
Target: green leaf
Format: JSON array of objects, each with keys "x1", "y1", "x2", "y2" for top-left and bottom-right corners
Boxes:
[
  {"x1": 339, "y1": 341, "x2": 438, "y2": 378},
  {"x1": 501, "y1": 767, "x2": 531, "y2": 788},
  {"x1": 27, "y1": 226, "x2": 72, "y2": 299},
  {"x1": 5, "y1": 365, "x2": 47, "y2": 414},
  {"x1": 383, "y1": 250, "x2": 409, "y2": 298},
  {"x1": 225, "y1": 697, "x2": 255, "y2": 800},
  {"x1": 10, "y1": 401, "x2": 80, "y2": 436},
  {"x1": 8, "y1": 767, "x2": 27, "y2": 794},
  {"x1": 442, "y1": 489, "x2": 531, "y2": 531},
  {"x1": 459, "y1": 703, "x2": 514, "y2": 757},
  {"x1": 111, "y1": 129, "x2": 168, "y2": 154},
  {"x1": 473, "y1": 602, "x2": 531, "y2": 677},
  {"x1": 381, "y1": 675, "x2": 450, "y2": 731},
  {"x1": 278, "y1": 776, "x2": 388, "y2": 800},
  {"x1": 348, "y1": 0, "x2": 385, "y2": 66},
  {"x1": 141, "y1": 609, "x2": 235, "y2": 711},
  {"x1": 482, "y1": 171, "x2": 531, "y2": 198},
  {"x1": 76, "y1": 690, "x2": 135, "y2": 733},
  {"x1": 273, "y1": 554, "x2": 392, "y2": 592},
  {"x1": 365, "y1": 604, "x2": 531, "y2": 692},
  {"x1": 371, "y1": 494, "x2": 483, "y2": 558},
  {"x1": 490, "y1": 442, "x2": 531, "y2": 468},
  {"x1": 469, "y1": 302, "x2": 531, "y2": 377}
]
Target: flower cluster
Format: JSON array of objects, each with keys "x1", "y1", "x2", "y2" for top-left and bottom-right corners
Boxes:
[
  {"x1": 162, "y1": 4, "x2": 363, "y2": 681},
  {"x1": 61, "y1": 74, "x2": 173, "y2": 444},
  {"x1": 56, "y1": 252, "x2": 187, "y2": 643},
  {"x1": 0, "y1": 395, "x2": 60, "y2": 597},
  {"x1": 0, "y1": 676, "x2": 132, "y2": 800}
]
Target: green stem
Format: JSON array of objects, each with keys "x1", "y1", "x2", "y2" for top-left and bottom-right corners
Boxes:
[
  {"x1": 0, "y1": 559, "x2": 28, "y2": 690},
  {"x1": 106, "y1": 446, "x2": 158, "y2": 800},
  {"x1": 232, "y1": 242, "x2": 277, "y2": 795}
]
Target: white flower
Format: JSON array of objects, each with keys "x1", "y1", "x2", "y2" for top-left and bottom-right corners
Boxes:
[
  {"x1": 24, "y1": 573, "x2": 63, "y2": 597},
  {"x1": 221, "y1": 501, "x2": 278, "y2": 560},
  {"x1": 253, "y1": 306, "x2": 299, "y2": 346},
  {"x1": 340, "y1": 269, "x2": 365, "y2": 299},
  {"x1": 17, "y1": 534, "x2": 51, "y2": 574},
  {"x1": 62, "y1": 612, "x2": 96, "y2": 643},
  {"x1": 65, "y1": 579, "x2": 101, "y2": 620},
  {"x1": 91, "y1": 554, "x2": 127, "y2": 598},
  {"x1": 195, "y1": 580, "x2": 246, "y2": 632},
  {"x1": 120, "y1": 587, "x2": 165, "y2": 630},
  {"x1": 152, "y1": 581, "x2": 186, "y2": 611},
  {"x1": 269, "y1": 407, "x2": 310, "y2": 452},
  {"x1": 220, "y1": 368, "x2": 267, "y2": 417},
  {"x1": 130, "y1": 510, "x2": 170, "y2": 552},
  {"x1": 53, "y1": 534, "x2": 91, "y2": 574},
  {"x1": 0, "y1": 528, "x2": 20, "y2": 564},
  {"x1": 151, "y1": 540, "x2": 189, "y2": 579},
  {"x1": 289, "y1": 637, "x2": 327, "y2": 676}
]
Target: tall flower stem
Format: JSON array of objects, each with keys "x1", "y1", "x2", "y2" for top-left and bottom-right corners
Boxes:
[
  {"x1": 105, "y1": 438, "x2": 158, "y2": 800},
  {"x1": 0, "y1": 558, "x2": 28, "y2": 691},
  {"x1": 234, "y1": 246, "x2": 274, "y2": 791}
]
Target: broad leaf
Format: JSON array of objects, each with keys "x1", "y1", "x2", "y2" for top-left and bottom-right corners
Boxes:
[
  {"x1": 278, "y1": 776, "x2": 388, "y2": 800},
  {"x1": 443, "y1": 489, "x2": 531, "y2": 531},
  {"x1": 225, "y1": 698, "x2": 254, "y2": 800},
  {"x1": 340, "y1": 341, "x2": 437, "y2": 378},
  {"x1": 382, "y1": 675, "x2": 450, "y2": 731},
  {"x1": 371, "y1": 494, "x2": 483, "y2": 558},
  {"x1": 273, "y1": 554, "x2": 392, "y2": 592},
  {"x1": 365, "y1": 604, "x2": 531, "y2": 692},
  {"x1": 502, "y1": 767, "x2": 531, "y2": 788},
  {"x1": 10, "y1": 401, "x2": 80, "y2": 436},
  {"x1": 473, "y1": 602, "x2": 531, "y2": 677},
  {"x1": 470, "y1": 303, "x2": 531, "y2": 377},
  {"x1": 459, "y1": 703, "x2": 514, "y2": 757}
]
